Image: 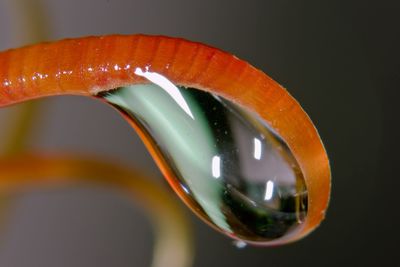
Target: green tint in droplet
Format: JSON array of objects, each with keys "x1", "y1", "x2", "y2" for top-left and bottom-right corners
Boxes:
[{"x1": 99, "y1": 81, "x2": 307, "y2": 243}]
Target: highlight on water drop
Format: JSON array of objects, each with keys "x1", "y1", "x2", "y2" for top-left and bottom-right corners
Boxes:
[{"x1": 98, "y1": 67, "x2": 308, "y2": 245}]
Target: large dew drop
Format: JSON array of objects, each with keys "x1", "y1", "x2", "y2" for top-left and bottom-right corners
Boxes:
[{"x1": 98, "y1": 69, "x2": 307, "y2": 243}]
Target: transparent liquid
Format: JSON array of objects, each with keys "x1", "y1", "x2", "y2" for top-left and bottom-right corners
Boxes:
[{"x1": 99, "y1": 75, "x2": 307, "y2": 243}]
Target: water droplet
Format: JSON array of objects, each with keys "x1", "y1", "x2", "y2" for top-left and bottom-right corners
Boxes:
[
  {"x1": 233, "y1": 240, "x2": 248, "y2": 249},
  {"x1": 98, "y1": 73, "x2": 307, "y2": 244}
]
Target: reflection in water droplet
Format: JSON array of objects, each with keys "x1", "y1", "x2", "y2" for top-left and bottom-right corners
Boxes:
[{"x1": 98, "y1": 72, "x2": 307, "y2": 244}]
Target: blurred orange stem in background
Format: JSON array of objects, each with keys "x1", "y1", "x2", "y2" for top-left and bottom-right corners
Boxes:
[{"x1": 0, "y1": 153, "x2": 194, "y2": 267}]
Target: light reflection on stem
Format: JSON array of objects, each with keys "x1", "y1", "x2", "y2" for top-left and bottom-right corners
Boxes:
[
  {"x1": 3, "y1": 0, "x2": 49, "y2": 155},
  {"x1": 2, "y1": 1, "x2": 195, "y2": 266}
]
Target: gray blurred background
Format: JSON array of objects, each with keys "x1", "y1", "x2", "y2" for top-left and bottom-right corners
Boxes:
[{"x1": 0, "y1": 0, "x2": 398, "y2": 266}]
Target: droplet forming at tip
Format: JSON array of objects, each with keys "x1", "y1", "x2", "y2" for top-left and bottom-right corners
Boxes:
[{"x1": 98, "y1": 71, "x2": 307, "y2": 244}]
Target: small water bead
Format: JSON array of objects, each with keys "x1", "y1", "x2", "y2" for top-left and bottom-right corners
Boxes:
[
  {"x1": 99, "y1": 72, "x2": 307, "y2": 244},
  {"x1": 233, "y1": 240, "x2": 248, "y2": 249}
]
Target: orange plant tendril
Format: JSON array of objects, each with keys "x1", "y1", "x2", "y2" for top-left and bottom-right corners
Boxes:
[{"x1": 0, "y1": 35, "x2": 331, "y2": 245}]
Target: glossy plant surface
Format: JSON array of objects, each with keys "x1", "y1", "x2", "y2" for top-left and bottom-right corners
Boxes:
[{"x1": 0, "y1": 35, "x2": 331, "y2": 245}]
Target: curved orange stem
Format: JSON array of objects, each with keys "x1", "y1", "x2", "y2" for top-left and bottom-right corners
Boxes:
[{"x1": 0, "y1": 35, "x2": 330, "y2": 244}]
